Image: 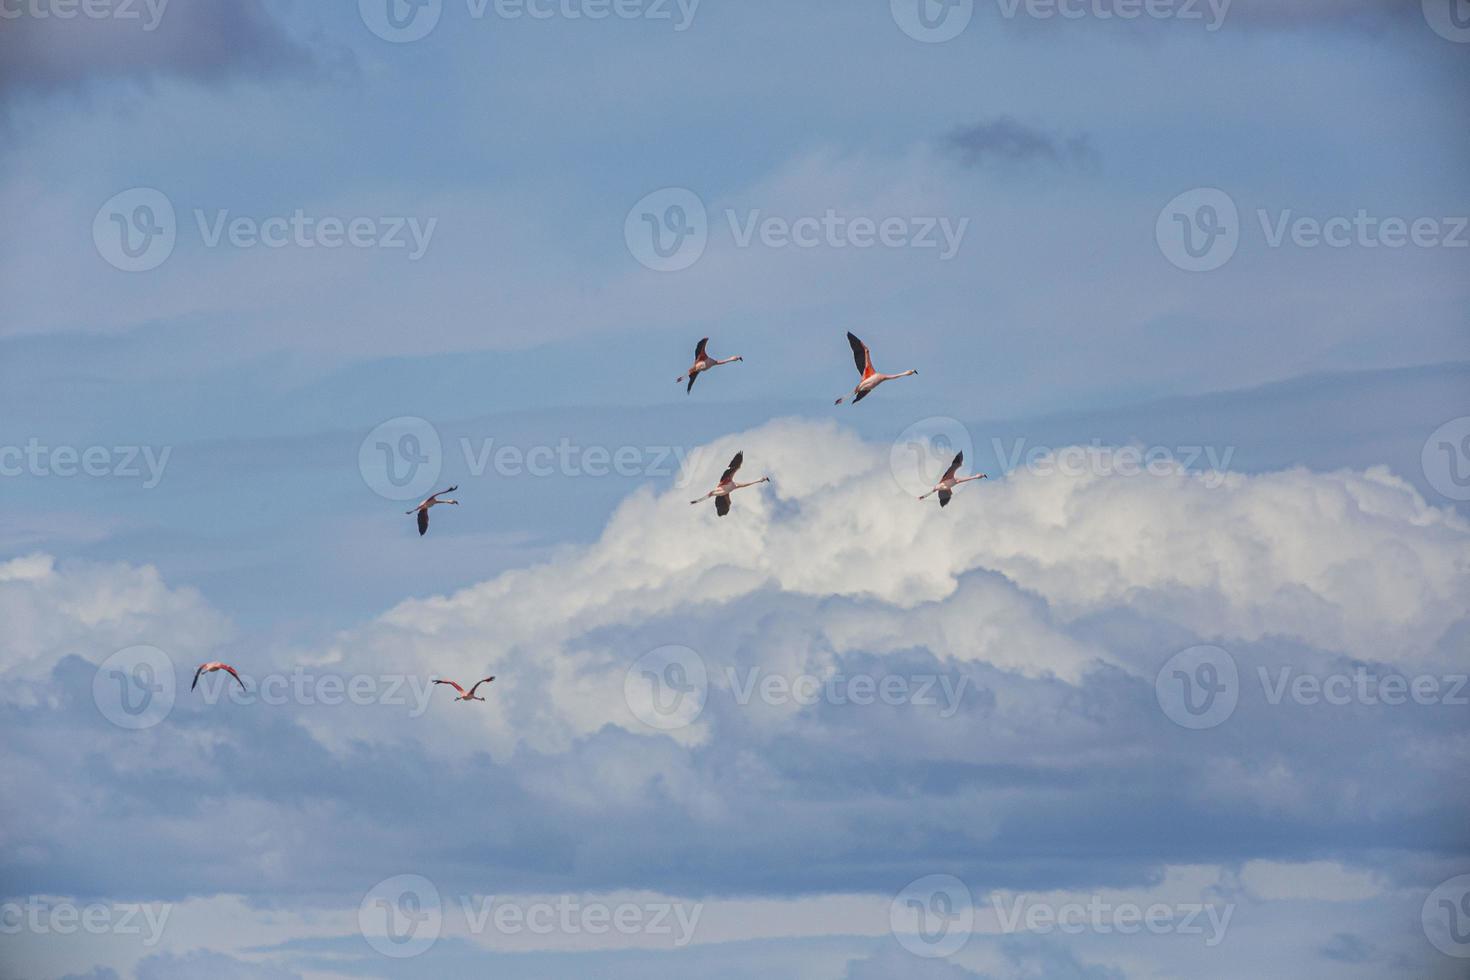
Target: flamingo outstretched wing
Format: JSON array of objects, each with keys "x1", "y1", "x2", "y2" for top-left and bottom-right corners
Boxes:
[
  {"x1": 938, "y1": 489, "x2": 953, "y2": 508},
  {"x1": 694, "y1": 337, "x2": 709, "y2": 361},
  {"x1": 433, "y1": 678, "x2": 466, "y2": 696},
  {"x1": 943, "y1": 452, "x2": 964, "y2": 482},
  {"x1": 715, "y1": 494, "x2": 731, "y2": 517},
  {"x1": 466, "y1": 677, "x2": 496, "y2": 698},
  {"x1": 720, "y1": 451, "x2": 744, "y2": 484},
  {"x1": 847, "y1": 332, "x2": 874, "y2": 379}
]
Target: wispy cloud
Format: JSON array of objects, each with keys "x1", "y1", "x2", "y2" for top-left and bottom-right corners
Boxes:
[{"x1": 941, "y1": 117, "x2": 1099, "y2": 174}]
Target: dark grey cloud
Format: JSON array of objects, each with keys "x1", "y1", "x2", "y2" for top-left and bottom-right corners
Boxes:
[
  {"x1": 0, "y1": 0, "x2": 317, "y2": 105},
  {"x1": 941, "y1": 117, "x2": 1099, "y2": 174}
]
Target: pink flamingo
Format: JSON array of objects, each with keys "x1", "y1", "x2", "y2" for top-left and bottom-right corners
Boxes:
[
  {"x1": 835, "y1": 332, "x2": 917, "y2": 405},
  {"x1": 919, "y1": 451, "x2": 986, "y2": 508},
  {"x1": 433, "y1": 677, "x2": 496, "y2": 702},
  {"x1": 690, "y1": 451, "x2": 769, "y2": 516},
  {"x1": 406, "y1": 486, "x2": 459, "y2": 536},
  {"x1": 677, "y1": 337, "x2": 743, "y2": 393},
  {"x1": 192, "y1": 662, "x2": 246, "y2": 692}
]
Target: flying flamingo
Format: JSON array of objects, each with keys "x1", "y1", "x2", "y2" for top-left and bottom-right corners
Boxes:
[
  {"x1": 919, "y1": 451, "x2": 987, "y2": 508},
  {"x1": 192, "y1": 661, "x2": 246, "y2": 692},
  {"x1": 406, "y1": 485, "x2": 459, "y2": 536},
  {"x1": 433, "y1": 676, "x2": 495, "y2": 702},
  {"x1": 677, "y1": 337, "x2": 743, "y2": 393},
  {"x1": 690, "y1": 451, "x2": 769, "y2": 516},
  {"x1": 835, "y1": 332, "x2": 917, "y2": 405}
]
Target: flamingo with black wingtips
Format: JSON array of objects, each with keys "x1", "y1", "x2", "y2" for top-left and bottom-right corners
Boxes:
[
  {"x1": 433, "y1": 677, "x2": 496, "y2": 702},
  {"x1": 690, "y1": 450, "x2": 769, "y2": 516},
  {"x1": 192, "y1": 662, "x2": 246, "y2": 692},
  {"x1": 919, "y1": 451, "x2": 986, "y2": 508},
  {"x1": 835, "y1": 332, "x2": 917, "y2": 405},
  {"x1": 406, "y1": 486, "x2": 459, "y2": 536},
  {"x1": 677, "y1": 337, "x2": 743, "y2": 393}
]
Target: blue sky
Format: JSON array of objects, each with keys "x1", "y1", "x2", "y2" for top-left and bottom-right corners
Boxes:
[{"x1": 2, "y1": 1, "x2": 1469, "y2": 977}]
